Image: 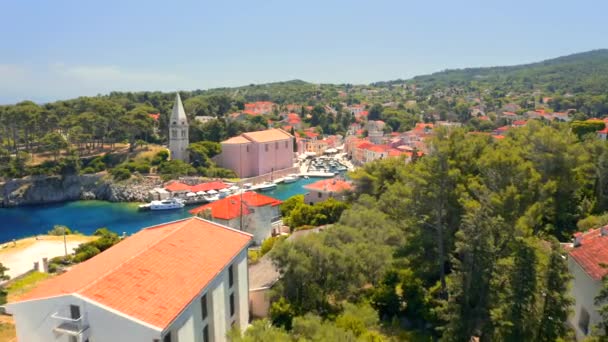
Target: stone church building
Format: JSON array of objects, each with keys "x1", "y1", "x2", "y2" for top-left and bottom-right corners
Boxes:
[{"x1": 169, "y1": 93, "x2": 189, "y2": 162}]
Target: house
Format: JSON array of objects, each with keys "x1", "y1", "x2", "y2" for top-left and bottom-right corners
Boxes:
[
  {"x1": 304, "y1": 179, "x2": 352, "y2": 204},
  {"x1": 244, "y1": 101, "x2": 275, "y2": 115},
  {"x1": 216, "y1": 129, "x2": 294, "y2": 178},
  {"x1": 5, "y1": 217, "x2": 252, "y2": 342},
  {"x1": 189, "y1": 192, "x2": 282, "y2": 245},
  {"x1": 568, "y1": 227, "x2": 608, "y2": 340}
]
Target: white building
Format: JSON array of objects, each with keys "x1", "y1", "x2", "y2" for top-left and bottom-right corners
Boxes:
[
  {"x1": 6, "y1": 217, "x2": 252, "y2": 342},
  {"x1": 190, "y1": 192, "x2": 283, "y2": 245},
  {"x1": 304, "y1": 179, "x2": 352, "y2": 205},
  {"x1": 568, "y1": 226, "x2": 608, "y2": 340},
  {"x1": 169, "y1": 93, "x2": 190, "y2": 162}
]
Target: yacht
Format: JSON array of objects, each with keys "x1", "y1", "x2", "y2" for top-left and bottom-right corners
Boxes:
[
  {"x1": 204, "y1": 194, "x2": 220, "y2": 202},
  {"x1": 255, "y1": 182, "x2": 277, "y2": 191},
  {"x1": 139, "y1": 198, "x2": 185, "y2": 211},
  {"x1": 283, "y1": 174, "x2": 299, "y2": 183}
]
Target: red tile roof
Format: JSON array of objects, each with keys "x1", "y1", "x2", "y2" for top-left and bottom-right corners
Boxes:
[
  {"x1": 513, "y1": 120, "x2": 527, "y2": 126},
  {"x1": 569, "y1": 227, "x2": 608, "y2": 280},
  {"x1": 304, "y1": 179, "x2": 352, "y2": 193},
  {"x1": 148, "y1": 113, "x2": 160, "y2": 121},
  {"x1": 164, "y1": 181, "x2": 191, "y2": 192},
  {"x1": 189, "y1": 192, "x2": 282, "y2": 220},
  {"x1": 189, "y1": 181, "x2": 228, "y2": 193},
  {"x1": 242, "y1": 128, "x2": 292, "y2": 143},
  {"x1": 15, "y1": 218, "x2": 252, "y2": 329}
]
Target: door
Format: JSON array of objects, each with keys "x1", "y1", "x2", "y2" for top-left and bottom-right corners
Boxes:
[{"x1": 70, "y1": 305, "x2": 81, "y2": 320}]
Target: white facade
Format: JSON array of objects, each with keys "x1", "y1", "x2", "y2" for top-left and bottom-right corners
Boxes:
[
  {"x1": 169, "y1": 93, "x2": 190, "y2": 162},
  {"x1": 568, "y1": 257, "x2": 603, "y2": 340},
  {"x1": 7, "y1": 250, "x2": 249, "y2": 342},
  {"x1": 212, "y1": 205, "x2": 281, "y2": 245}
]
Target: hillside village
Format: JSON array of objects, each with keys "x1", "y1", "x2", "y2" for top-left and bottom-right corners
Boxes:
[{"x1": 2, "y1": 50, "x2": 608, "y2": 341}]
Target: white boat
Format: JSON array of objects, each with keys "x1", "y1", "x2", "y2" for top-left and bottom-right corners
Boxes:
[
  {"x1": 228, "y1": 185, "x2": 240, "y2": 193},
  {"x1": 283, "y1": 174, "x2": 299, "y2": 183},
  {"x1": 255, "y1": 182, "x2": 277, "y2": 191},
  {"x1": 204, "y1": 194, "x2": 220, "y2": 202},
  {"x1": 243, "y1": 183, "x2": 253, "y2": 190},
  {"x1": 139, "y1": 198, "x2": 185, "y2": 211},
  {"x1": 336, "y1": 166, "x2": 347, "y2": 171}
]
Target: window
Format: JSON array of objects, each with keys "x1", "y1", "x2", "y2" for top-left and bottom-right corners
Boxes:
[
  {"x1": 318, "y1": 192, "x2": 322, "y2": 198},
  {"x1": 163, "y1": 333, "x2": 171, "y2": 342},
  {"x1": 229, "y1": 293, "x2": 235, "y2": 317},
  {"x1": 203, "y1": 325, "x2": 209, "y2": 342},
  {"x1": 285, "y1": 141, "x2": 288, "y2": 148},
  {"x1": 228, "y1": 264, "x2": 234, "y2": 287},
  {"x1": 579, "y1": 307, "x2": 590, "y2": 335},
  {"x1": 201, "y1": 294, "x2": 208, "y2": 320},
  {"x1": 265, "y1": 144, "x2": 269, "y2": 152},
  {"x1": 246, "y1": 145, "x2": 249, "y2": 153},
  {"x1": 171, "y1": 129, "x2": 177, "y2": 138},
  {"x1": 275, "y1": 142, "x2": 279, "y2": 150},
  {"x1": 181, "y1": 129, "x2": 186, "y2": 138}
]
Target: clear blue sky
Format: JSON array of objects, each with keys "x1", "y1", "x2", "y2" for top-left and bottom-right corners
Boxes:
[{"x1": 0, "y1": 0, "x2": 606, "y2": 104}]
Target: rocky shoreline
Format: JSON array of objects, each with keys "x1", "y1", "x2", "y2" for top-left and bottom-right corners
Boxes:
[{"x1": 0, "y1": 173, "x2": 163, "y2": 207}]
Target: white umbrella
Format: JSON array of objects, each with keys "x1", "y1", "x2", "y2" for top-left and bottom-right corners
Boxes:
[
  {"x1": 229, "y1": 186, "x2": 240, "y2": 191},
  {"x1": 207, "y1": 189, "x2": 218, "y2": 195},
  {"x1": 196, "y1": 191, "x2": 206, "y2": 196},
  {"x1": 186, "y1": 192, "x2": 196, "y2": 197}
]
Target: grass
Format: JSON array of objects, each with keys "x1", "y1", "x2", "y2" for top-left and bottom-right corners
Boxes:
[
  {"x1": 6, "y1": 271, "x2": 52, "y2": 302},
  {"x1": 0, "y1": 234, "x2": 98, "y2": 255},
  {"x1": 0, "y1": 321, "x2": 16, "y2": 342},
  {"x1": 132, "y1": 144, "x2": 166, "y2": 162}
]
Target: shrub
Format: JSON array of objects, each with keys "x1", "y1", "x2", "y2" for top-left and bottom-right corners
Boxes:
[
  {"x1": 109, "y1": 167, "x2": 131, "y2": 181},
  {"x1": 152, "y1": 150, "x2": 169, "y2": 165},
  {"x1": 260, "y1": 235, "x2": 287, "y2": 256},
  {"x1": 47, "y1": 225, "x2": 71, "y2": 236},
  {"x1": 248, "y1": 250, "x2": 261, "y2": 265}
]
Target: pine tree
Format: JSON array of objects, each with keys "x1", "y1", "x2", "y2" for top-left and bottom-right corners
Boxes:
[{"x1": 536, "y1": 238, "x2": 573, "y2": 341}]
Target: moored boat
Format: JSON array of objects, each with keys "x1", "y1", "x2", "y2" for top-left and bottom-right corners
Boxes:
[{"x1": 139, "y1": 198, "x2": 185, "y2": 211}]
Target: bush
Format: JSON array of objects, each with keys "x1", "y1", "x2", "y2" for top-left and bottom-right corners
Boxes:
[
  {"x1": 248, "y1": 249, "x2": 261, "y2": 265},
  {"x1": 47, "y1": 225, "x2": 71, "y2": 236},
  {"x1": 109, "y1": 167, "x2": 131, "y2": 181},
  {"x1": 260, "y1": 235, "x2": 287, "y2": 256},
  {"x1": 152, "y1": 150, "x2": 169, "y2": 165}
]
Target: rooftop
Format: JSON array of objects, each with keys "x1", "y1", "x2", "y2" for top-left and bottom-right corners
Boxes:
[
  {"x1": 304, "y1": 179, "x2": 352, "y2": 193},
  {"x1": 13, "y1": 218, "x2": 252, "y2": 329},
  {"x1": 569, "y1": 227, "x2": 608, "y2": 281},
  {"x1": 242, "y1": 128, "x2": 292, "y2": 143},
  {"x1": 189, "y1": 192, "x2": 282, "y2": 220}
]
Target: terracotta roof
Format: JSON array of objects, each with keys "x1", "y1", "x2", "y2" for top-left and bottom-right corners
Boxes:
[
  {"x1": 503, "y1": 111, "x2": 517, "y2": 116},
  {"x1": 223, "y1": 136, "x2": 251, "y2": 144},
  {"x1": 14, "y1": 218, "x2": 252, "y2": 329},
  {"x1": 242, "y1": 129, "x2": 292, "y2": 143},
  {"x1": 190, "y1": 192, "x2": 282, "y2": 220},
  {"x1": 189, "y1": 181, "x2": 228, "y2": 193},
  {"x1": 164, "y1": 181, "x2": 191, "y2": 192},
  {"x1": 513, "y1": 120, "x2": 527, "y2": 126},
  {"x1": 304, "y1": 179, "x2": 352, "y2": 193},
  {"x1": 569, "y1": 227, "x2": 608, "y2": 280},
  {"x1": 148, "y1": 113, "x2": 160, "y2": 121},
  {"x1": 366, "y1": 145, "x2": 392, "y2": 153}
]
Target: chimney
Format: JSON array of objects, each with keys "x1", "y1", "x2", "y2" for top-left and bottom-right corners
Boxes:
[
  {"x1": 573, "y1": 232, "x2": 583, "y2": 247},
  {"x1": 42, "y1": 257, "x2": 49, "y2": 273},
  {"x1": 602, "y1": 226, "x2": 608, "y2": 237}
]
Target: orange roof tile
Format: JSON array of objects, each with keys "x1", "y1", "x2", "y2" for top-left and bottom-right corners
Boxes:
[
  {"x1": 242, "y1": 129, "x2": 292, "y2": 143},
  {"x1": 304, "y1": 179, "x2": 352, "y2": 193},
  {"x1": 569, "y1": 227, "x2": 608, "y2": 280},
  {"x1": 16, "y1": 218, "x2": 252, "y2": 329},
  {"x1": 189, "y1": 181, "x2": 228, "y2": 193},
  {"x1": 190, "y1": 192, "x2": 281, "y2": 220},
  {"x1": 223, "y1": 136, "x2": 251, "y2": 144},
  {"x1": 164, "y1": 181, "x2": 191, "y2": 192}
]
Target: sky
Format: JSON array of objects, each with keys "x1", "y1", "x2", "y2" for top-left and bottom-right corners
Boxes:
[{"x1": 0, "y1": 0, "x2": 606, "y2": 104}]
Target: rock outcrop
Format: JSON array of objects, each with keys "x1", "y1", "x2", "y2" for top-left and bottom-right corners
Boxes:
[{"x1": 0, "y1": 174, "x2": 162, "y2": 207}]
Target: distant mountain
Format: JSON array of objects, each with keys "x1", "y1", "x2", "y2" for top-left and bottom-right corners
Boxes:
[{"x1": 379, "y1": 49, "x2": 608, "y2": 95}]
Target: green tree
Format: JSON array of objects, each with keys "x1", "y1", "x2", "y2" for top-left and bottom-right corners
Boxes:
[{"x1": 40, "y1": 132, "x2": 68, "y2": 160}]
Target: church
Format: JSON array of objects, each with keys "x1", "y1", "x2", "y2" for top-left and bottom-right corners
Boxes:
[{"x1": 169, "y1": 93, "x2": 189, "y2": 162}]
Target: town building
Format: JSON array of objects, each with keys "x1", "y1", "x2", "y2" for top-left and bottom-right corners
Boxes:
[
  {"x1": 216, "y1": 129, "x2": 295, "y2": 178},
  {"x1": 568, "y1": 226, "x2": 608, "y2": 340},
  {"x1": 169, "y1": 93, "x2": 189, "y2": 162},
  {"x1": 304, "y1": 178, "x2": 352, "y2": 204},
  {"x1": 6, "y1": 217, "x2": 252, "y2": 342},
  {"x1": 189, "y1": 192, "x2": 283, "y2": 245}
]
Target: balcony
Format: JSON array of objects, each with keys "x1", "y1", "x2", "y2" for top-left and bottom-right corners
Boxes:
[{"x1": 51, "y1": 312, "x2": 89, "y2": 338}]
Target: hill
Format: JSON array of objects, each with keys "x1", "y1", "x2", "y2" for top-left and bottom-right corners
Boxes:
[{"x1": 374, "y1": 49, "x2": 608, "y2": 95}]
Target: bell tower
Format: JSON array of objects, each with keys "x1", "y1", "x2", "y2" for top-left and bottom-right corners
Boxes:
[{"x1": 168, "y1": 93, "x2": 189, "y2": 162}]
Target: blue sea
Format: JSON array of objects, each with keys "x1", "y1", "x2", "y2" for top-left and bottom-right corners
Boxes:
[{"x1": 0, "y1": 177, "x2": 325, "y2": 243}]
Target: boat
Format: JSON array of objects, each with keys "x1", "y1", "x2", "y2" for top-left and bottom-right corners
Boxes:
[
  {"x1": 255, "y1": 182, "x2": 277, "y2": 191},
  {"x1": 243, "y1": 183, "x2": 253, "y2": 190},
  {"x1": 228, "y1": 185, "x2": 240, "y2": 193},
  {"x1": 336, "y1": 165, "x2": 347, "y2": 171},
  {"x1": 139, "y1": 198, "x2": 185, "y2": 211},
  {"x1": 204, "y1": 194, "x2": 220, "y2": 202},
  {"x1": 283, "y1": 174, "x2": 299, "y2": 183}
]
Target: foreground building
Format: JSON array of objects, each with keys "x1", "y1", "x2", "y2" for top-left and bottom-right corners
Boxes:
[
  {"x1": 216, "y1": 128, "x2": 294, "y2": 178},
  {"x1": 190, "y1": 191, "x2": 282, "y2": 245},
  {"x1": 568, "y1": 226, "x2": 608, "y2": 340},
  {"x1": 6, "y1": 217, "x2": 252, "y2": 342}
]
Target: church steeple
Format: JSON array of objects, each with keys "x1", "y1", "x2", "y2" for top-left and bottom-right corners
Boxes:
[
  {"x1": 168, "y1": 92, "x2": 189, "y2": 162},
  {"x1": 170, "y1": 93, "x2": 188, "y2": 125}
]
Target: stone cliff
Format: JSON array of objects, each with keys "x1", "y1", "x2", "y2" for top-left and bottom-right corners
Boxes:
[{"x1": 0, "y1": 174, "x2": 162, "y2": 207}]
